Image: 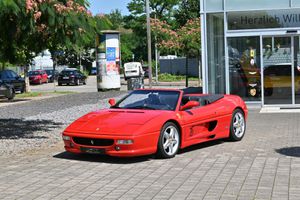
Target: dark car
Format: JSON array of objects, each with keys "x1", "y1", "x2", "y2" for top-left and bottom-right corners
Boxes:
[
  {"x1": 58, "y1": 69, "x2": 87, "y2": 86},
  {"x1": 0, "y1": 80, "x2": 15, "y2": 100},
  {"x1": 45, "y1": 70, "x2": 59, "y2": 83},
  {"x1": 90, "y1": 67, "x2": 97, "y2": 75},
  {"x1": 0, "y1": 70, "x2": 25, "y2": 93}
]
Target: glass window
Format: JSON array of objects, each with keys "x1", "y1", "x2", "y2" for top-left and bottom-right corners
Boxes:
[
  {"x1": 226, "y1": 0, "x2": 290, "y2": 11},
  {"x1": 292, "y1": 1, "x2": 300, "y2": 8},
  {"x1": 228, "y1": 37, "x2": 261, "y2": 101},
  {"x1": 206, "y1": 0, "x2": 223, "y2": 11},
  {"x1": 207, "y1": 13, "x2": 226, "y2": 94},
  {"x1": 228, "y1": 9, "x2": 300, "y2": 30}
]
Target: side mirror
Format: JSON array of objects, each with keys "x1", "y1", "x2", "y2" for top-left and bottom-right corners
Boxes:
[
  {"x1": 108, "y1": 98, "x2": 116, "y2": 107},
  {"x1": 180, "y1": 101, "x2": 200, "y2": 111}
]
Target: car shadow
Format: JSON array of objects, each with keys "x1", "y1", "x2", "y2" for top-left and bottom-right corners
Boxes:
[
  {"x1": 178, "y1": 139, "x2": 225, "y2": 155},
  {"x1": 53, "y1": 151, "x2": 153, "y2": 164},
  {"x1": 275, "y1": 147, "x2": 300, "y2": 157},
  {"x1": 0, "y1": 118, "x2": 62, "y2": 139}
]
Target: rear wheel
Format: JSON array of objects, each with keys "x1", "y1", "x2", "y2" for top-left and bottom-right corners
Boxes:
[
  {"x1": 229, "y1": 109, "x2": 246, "y2": 141},
  {"x1": 156, "y1": 122, "x2": 180, "y2": 159}
]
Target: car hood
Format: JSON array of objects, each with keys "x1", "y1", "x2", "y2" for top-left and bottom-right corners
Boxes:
[{"x1": 66, "y1": 109, "x2": 162, "y2": 136}]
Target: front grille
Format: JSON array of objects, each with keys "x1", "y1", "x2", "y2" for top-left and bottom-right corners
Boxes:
[{"x1": 73, "y1": 137, "x2": 114, "y2": 147}]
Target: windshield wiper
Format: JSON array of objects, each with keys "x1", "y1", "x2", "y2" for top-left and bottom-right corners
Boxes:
[{"x1": 126, "y1": 106, "x2": 157, "y2": 110}]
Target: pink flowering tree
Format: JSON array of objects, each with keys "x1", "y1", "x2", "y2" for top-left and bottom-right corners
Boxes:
[
  {"x1": 151, "y1": 17, "x2": 201, "y2": 86},
  {"x1": 0, "y1": 0, "x2": 96, "y2": 92}
]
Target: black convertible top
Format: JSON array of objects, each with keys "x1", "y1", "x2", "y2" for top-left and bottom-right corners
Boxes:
[{"x1": 181, "y1": 88, "x2": 224, "y2": 106}]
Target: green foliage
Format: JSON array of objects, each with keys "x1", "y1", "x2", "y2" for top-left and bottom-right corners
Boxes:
[
  {"x1": 174, "y1": 0, "x2": 200, "y2": 27},
  {"x1": 158, "y1": 73, "x2": 198, "y2": 82},
  {"x1": 125, "y1": 0, "x2": 180, "y2": 61},
  {"x1": 106, "y1": 9, "x2": 123, "y2": 30}
]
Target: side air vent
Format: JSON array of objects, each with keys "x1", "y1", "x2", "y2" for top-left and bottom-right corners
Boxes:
[{"x1": 208, "y1": 121, "x2": 217, "y2": 132}]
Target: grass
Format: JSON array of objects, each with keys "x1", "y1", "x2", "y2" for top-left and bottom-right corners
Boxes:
[
  {"x1": 16, "y1": 91, "x2": 75, "y2": 98},
  {"x1": 158, "y1": 73, "x2": 199, "y2": 82}
]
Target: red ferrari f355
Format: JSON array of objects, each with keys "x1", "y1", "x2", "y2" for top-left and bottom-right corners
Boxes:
[{"x1": 62, "y1": 88, "x2": 248, "y2": 158}]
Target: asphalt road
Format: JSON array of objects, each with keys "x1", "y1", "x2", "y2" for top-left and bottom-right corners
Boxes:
[{"x1": 29, "y1": 76, "x2": 200, "y2": 93}]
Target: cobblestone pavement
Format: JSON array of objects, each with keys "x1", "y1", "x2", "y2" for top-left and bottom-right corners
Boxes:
[{"x1": 0, "y1": 95, "x2": 300, "y2": 199}]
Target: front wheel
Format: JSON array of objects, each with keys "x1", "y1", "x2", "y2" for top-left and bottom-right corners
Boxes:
[
  {"x1": 7, "y1": 88, "x2": 15, "y2": 100},
  {"x1": 76, "y1": 79, "x2": 80, "y2": 86},
  {"x1": 229, "y1": 109, "x2": 246, "y2": 141},
  {"x1": 156, "y1": 122, "x2": 180, "y2": 159}
]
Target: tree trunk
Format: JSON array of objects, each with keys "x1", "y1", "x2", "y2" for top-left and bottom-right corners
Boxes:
[
  {"x1": 198, "y1": 50, "x2": 202, "y2": 87},
  {"x1": 185, "y1": 56, "x2": 189, "y2": 87},
  {"x1": 24, "y1": 65, "x2": 31, "y2": 93}
]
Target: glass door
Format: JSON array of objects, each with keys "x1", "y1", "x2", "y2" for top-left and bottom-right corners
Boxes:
[
  {"x1": 294, "y1": 36, "x2": 300, "y2": 104},
  {"x1": 263, "y1": 36, "x2": 293, "y2": 105}
]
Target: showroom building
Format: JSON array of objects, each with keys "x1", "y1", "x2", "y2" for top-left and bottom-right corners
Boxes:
[{"x1": 200, "y1": 0, "x2": 300, "y2": 107}]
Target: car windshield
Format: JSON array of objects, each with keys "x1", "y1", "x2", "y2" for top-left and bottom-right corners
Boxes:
[
  {"x1": 61, "y1": 71, "x2": 75, "y2": 75},
  {"x1": 113, "y1": 90, "x2": 180, "y2": 111},
  {"x1": 28, "y1": 71, "x2": 40, "y2": 75},
  {"x1": 45, "y1": 70, "x2": 53, "y2": 75}
]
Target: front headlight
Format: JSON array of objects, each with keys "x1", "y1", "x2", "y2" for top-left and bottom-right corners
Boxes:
[
  {"x1": 62, "y1": 135, "x2": 71, "y2": 141},
  {"x1": 116, "y1": 140, "x2": 134, "y2": 145}
]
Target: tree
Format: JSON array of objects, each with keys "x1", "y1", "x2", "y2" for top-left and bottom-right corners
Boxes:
[
  {"x1": 174, "y1": 0, "x2": 200, "y2": 27},
  {"x1": 0, "y1": 0, "x2": 96, "y2": 91},
  {"x1": 151, "y1": 17, "x2": 201, "y2": 86},
  {"x1": 124, "y1": 0, "x2": 180, "y2": 61},
  {"x1": 106, "y1": 9, "x2": 123, "y2": 30}
]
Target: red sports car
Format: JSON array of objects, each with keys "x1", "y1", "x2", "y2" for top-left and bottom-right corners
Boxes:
[{"x1": 62, "y1": 88, "x2": 248, "y2": 158}]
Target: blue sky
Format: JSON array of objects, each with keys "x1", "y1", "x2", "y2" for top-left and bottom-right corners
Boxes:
[{"x1": 88, "y1": 0, "x2": 131, "y2": 15}]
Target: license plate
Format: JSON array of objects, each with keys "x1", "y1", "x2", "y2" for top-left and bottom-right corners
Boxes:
[
  {"x1": 63, "y1": 77, "x2": 69, "y2": 79},
  {"x1": 80, "y1": 147, "x2": 105, "y2": 154}
]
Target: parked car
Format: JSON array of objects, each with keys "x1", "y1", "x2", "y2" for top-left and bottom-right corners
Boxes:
[
  {"x1": 0, "y1": 80, "x2": 15, "y2": 100},
  {"x1": 62, "y1": 88, "x2": 248, "y2": 158},
  {"x1": 58, "y1": 69, "x2": 87, "y2": 86},
  {"x1": 28, "y1": 70, "x2": 48, "y2": 84},
  {"x1": 45, "y1": 70, "x2": 59, "y2": 83},
  {"x1": 90, "y1": 67, "x2": 97, "y2": 75},
  {"x1": 124, "y1": 62, "x2": 144, "y2": 80},
  {"x1": 0, "y1": 69, "x2": 25, "y2": 93}
]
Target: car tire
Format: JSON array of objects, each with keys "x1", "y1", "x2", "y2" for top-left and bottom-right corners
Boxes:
[
  {"x1": 58, "y1": 82, "x2": 62, "y2": 86},
  {"x1": 156, "y1": 122, "x2": 180, "y2": 159},
  {"x1": 229, "y1": 109, "x2": 246, "y2": 141},
  {"x1": 7, "y1": 87, "x2": 15, "y2": 101},
  {"x1": 83, "y1": 80, "x2": 86, "y2": 85}
]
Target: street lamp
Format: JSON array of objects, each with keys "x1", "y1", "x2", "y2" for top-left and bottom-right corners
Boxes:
[{"x1": 146, "y1": 0, "x2": 152, "y2": 88}]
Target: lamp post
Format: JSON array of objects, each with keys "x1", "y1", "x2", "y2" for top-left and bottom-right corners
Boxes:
[{"x1": 146, "y1": 0, "x2": 152, "y2": 88}]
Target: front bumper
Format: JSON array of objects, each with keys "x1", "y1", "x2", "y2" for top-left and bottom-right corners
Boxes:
[{"x1": 62, "y1": 132, "x2": 159, "y2": 157}]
